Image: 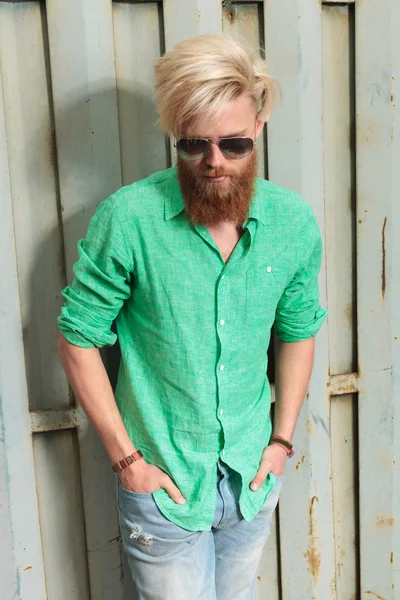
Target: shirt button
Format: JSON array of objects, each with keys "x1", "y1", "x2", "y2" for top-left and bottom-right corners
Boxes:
[
  {"x1": 221, "y1": 275, "x2": 225, "y2": 279},
  {"x1": 219, "y1": 320, "x2": 225, "y2": 326},
  {"x1": 219, "y1": 409, "x2": 224, "y2": 415},
  {"x1": 266, "y1": 266, "x2": 272, "y2": 272},
  {"x1": 219, "y1": 365, "x2": 225, "y2": 371}
]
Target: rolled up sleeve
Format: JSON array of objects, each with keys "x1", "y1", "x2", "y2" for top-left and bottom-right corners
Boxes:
[
  {"x1": 274, "y1": 217, "x2": 327, "y2": 342},
  {"x1": 58, "y1": 194, "x2": 133, "y2": 348}
]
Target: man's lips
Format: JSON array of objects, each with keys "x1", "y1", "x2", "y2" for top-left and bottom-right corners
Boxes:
[{"x1": 204, "y1": 174, "x2": 228, "y2": 182}]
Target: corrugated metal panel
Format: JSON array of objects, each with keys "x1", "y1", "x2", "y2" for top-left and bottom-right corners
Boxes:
[
  {"x1": 45, "y1": 0, "x2": 124, "y2": 598},
  {"x1": 0, "y1": 5, "x2": 47, "y2": 598},
  {"x1": 113, "y1": 1, "x2": 168, "y2": 185},
  {"x1": 222, "y1": 3, "x2": 266, "y2": 181},
  {"x1": 356, "y1": 0, "x2": 400, "y2": 597},
  {"x1": 163, "y1": 0, "x2": 222, "y2": 49},
  {"x1": 322, "y1": 6, "x2": 358, "y2": 599},
  {"x1": 1, "y1": 1, "x2": 399, "y2": 598},
  {"x1": 264, "y1": 1, "x2": 335, "y2": 597},
  {"x1": 0, "y1": 1, "x2": 68, "y2": 411},
  {"x1": 33, "y1": 430, "x2": 91, "y2": 599}
]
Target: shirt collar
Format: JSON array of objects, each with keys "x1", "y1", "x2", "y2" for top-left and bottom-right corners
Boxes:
[
  {"x1": 164, "y1": 167, "x2": 266, "y2": 225},
  {"x1": 247, "y1": 179, "x2": 266, "y2": 225},
  {"x1": 164, "y1": 168, "x2": 185, "y2": 220}
]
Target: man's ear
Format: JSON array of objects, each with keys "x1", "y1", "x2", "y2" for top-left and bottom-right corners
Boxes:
[{"x1": 255, "y1": 116, "x2": 265, "y2": 138}]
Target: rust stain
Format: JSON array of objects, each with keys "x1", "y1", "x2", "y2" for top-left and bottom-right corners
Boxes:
[
  {"x1": 227, "y1": 7, "x2": 237, "y2": 24},
  {"x1": 382, "y1": 217, "x2": 387, "y2": 298},
  {"x1": 197, "y1": 9, "x2": 201, "y2": 22},
  {"x1": 295, "y1": 455, "x2": 306, "y2": 470},
  {"x1": 365, "y1": 592, "x2": 386, "y2": 600},
  {"x1": 22, "y1": 566, "x2": 32, "y2": 571},
  {"x1": 307, "y1": 419, "x2": 314, "y2": 436},
  {"x1": 376, "y1": 516, "x2": 394, "y2": 527},
  {"x1": 330, "y1": 577, "x2": 336, "y2": 594},
  {"x1": 390, "y1": 551, "x2": 394, "y2": 563},
  {"x1": 304, "y1": 547, "x2": 321, "y2": 585},
  {"x1": 304, "y1": 496, "x2": 321, "y2": 585},
  {"x1": 257, "y1": 576, "x2": 261, "y2": 581},
  {"x1": 343, "y1": 306, "x2": 353, "y2": 326}
]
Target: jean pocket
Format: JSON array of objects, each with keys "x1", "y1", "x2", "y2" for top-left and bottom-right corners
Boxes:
[{"x1": 117, "y1": 477, "x2": 155, "y2": 500}]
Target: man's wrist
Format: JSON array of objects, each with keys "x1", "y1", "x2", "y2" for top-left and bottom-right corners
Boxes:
[
  {"x1": 112, "y1": 450, "x2": 144, "y2": 473},
  {"x1": 269, "y1": 435, "x2": 295, "y2": 458}
]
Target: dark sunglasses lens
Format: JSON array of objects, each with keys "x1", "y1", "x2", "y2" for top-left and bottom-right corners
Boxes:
[
  {"x1": 176, "y1": 139, "x2": 210, "y2": 161},
  {"x1": 219, "y1": 137, "x2": 254, "y2": 158}
]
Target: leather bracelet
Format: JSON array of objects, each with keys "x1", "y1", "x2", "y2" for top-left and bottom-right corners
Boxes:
[
  {"x1": 112, "y1": 450, "x2": 143, "y2": 473},
  {"x1": 269, "y1": 435, "x2": 295, "y2": 458}
]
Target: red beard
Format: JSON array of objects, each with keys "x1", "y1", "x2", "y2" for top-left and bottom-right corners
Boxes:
[{"x1": 177, "y1": 152, "x2": 258, "y2": 227}]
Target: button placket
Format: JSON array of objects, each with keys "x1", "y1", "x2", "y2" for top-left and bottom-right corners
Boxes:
[{"x1": 216, "y1": 270, "x2": 230, "y2": 430}]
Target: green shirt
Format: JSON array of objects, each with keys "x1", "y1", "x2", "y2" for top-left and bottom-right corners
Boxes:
[{"x1": 58, "y1": 167, "x2": 327, "y2": 531}]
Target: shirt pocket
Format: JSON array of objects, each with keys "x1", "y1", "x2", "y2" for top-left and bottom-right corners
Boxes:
[{"x1": 245, "y1": 263, "x2": 288, "y2": 326}]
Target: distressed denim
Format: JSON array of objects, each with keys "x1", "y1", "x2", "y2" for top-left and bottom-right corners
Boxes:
[{"x1": 117, "y1": 460, "x2": 282, "y2": 600}]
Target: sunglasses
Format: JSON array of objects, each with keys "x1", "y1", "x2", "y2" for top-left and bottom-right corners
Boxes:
[{"x1": 175, "y1": 136, "x2": 255, "y2": 161}]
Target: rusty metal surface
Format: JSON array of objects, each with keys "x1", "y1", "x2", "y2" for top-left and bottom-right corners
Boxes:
[
  {"x1": 222, "y1": 2, "x2": 266, "y2": 181},
  {"x1": 113, "y1": 1, "x2": 167, "y2": 185},
  {"x1": 0, "y1": 5, "x2": 47, "y2": 597},
  {"x1": 0, "y1": 1, "x2": 397, "y2": 598},
  {"x1": 45, "y1": 0, "x2": 125, "y2": 597},
  {"x1": 356, "y1": 0, "x2": 400, "y2": 596},
  {"x1": 265, "y1": 0, "x2": 335, "y2": 597},
  {"x1": 0, "y1": 1, "x2": 69, "y2": 412},
  {"x1": 30, "y1": 407, "x2": 80, "y2": 433}
]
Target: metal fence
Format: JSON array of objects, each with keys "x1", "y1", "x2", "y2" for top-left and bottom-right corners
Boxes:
[{"x1": 0, "y1": 1, "x2": 398, "y2": 598}]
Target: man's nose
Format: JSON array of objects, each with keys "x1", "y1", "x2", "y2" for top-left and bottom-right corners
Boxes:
[{"x1": 205, "y1": 143, "x2": 224, "y2": 169}]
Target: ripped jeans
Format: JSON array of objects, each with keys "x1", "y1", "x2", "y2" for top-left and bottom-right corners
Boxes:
[{"x1": 117, "y1": 460, "x2": 281, "y2": 600}]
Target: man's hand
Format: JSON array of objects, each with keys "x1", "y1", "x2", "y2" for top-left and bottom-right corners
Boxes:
[
  {"x1": 250, "y1": 444, "x2": 287, "y2": 491},
  {"x1": 119, "y1": 460, "x2": 186, "y2": 504}
]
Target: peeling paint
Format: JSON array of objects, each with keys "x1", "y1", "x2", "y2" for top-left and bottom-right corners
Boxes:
[
  {"x1": 343, "y1": 305, "x2": 353, "y2": 326},
  {"x1": 376, "y1": 516, "x2": 394, "y2": 528}
]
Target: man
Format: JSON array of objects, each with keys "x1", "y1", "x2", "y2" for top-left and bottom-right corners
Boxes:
[{"x1": 58, "y1": 34, "x2": 327, "y2": 600}]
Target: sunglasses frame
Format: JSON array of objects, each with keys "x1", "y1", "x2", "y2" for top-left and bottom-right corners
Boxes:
[{"x1": 174, "y1": 135, "x2": 256, "y2": 161}]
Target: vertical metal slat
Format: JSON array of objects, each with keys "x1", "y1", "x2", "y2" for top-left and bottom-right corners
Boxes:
[{"x1": 264, "y1": 1, "x2": 335, "y2": 597}]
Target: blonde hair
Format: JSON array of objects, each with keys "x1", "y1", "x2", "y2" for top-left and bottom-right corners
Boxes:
[{"x1": 154, "y1": 34, "x2": 278, "y2": 137}]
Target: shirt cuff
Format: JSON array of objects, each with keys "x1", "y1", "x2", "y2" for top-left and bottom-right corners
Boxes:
[{"x1": 275, "y1": 306, "x2": 328, "y2": 342}]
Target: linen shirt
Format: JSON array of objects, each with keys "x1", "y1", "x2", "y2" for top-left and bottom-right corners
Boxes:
[{"x1": 58, "y1": 167, "x2": 327, "y2": 531}]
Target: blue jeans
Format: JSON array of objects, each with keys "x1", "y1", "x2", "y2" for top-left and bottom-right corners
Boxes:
[{"x1": 117, "y1": 460, "x2": 281, "y2": 600}]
